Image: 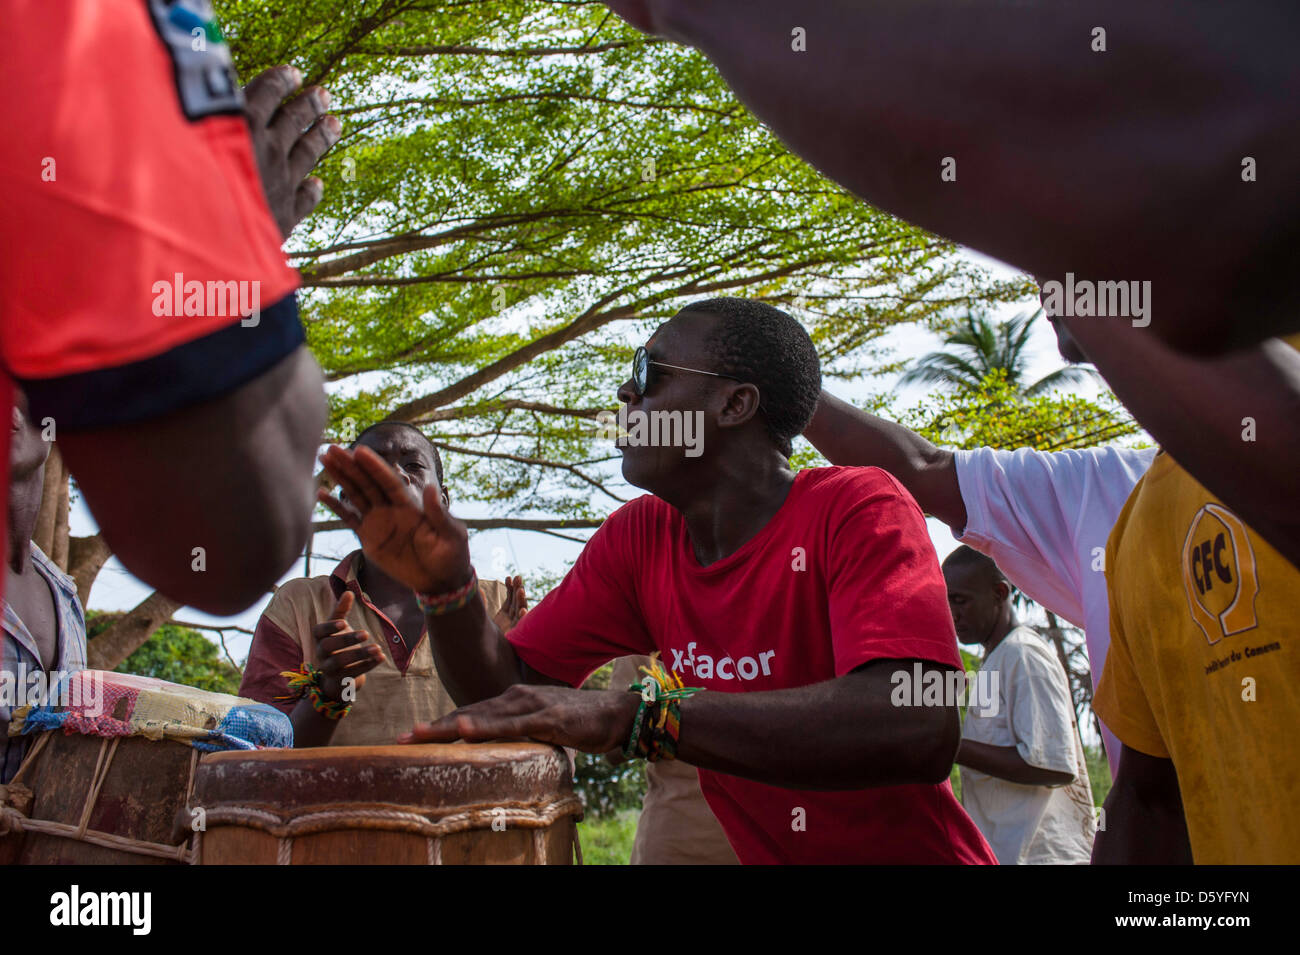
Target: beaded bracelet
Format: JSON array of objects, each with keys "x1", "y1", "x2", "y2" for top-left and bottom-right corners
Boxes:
[
  {"x1": 305, "y1": 683, "x2": 352, "y2": 720},
  {"x1": 416, "y1": 569, "x2": 479, "y2": 616},
  {"x1": 277, "y1": 662, "x2": 352, "y2": 720},
  {"x1": 622, "y1": 655, "x2": 702, "y2": 762}
]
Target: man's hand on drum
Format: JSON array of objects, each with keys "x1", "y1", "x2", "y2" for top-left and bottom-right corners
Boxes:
[
  {"x1": 313, "y1": 591, "x2": 384, "y2": 700},
  {"x1": 318, "y1": 445, "x2": 475, "y2": 596},
  {"x1": 397, "y1": 685, "x2": 641, "y2": 756}
]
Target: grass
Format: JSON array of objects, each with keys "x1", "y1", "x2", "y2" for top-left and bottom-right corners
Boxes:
[
  {"x1": 1085, "y1": 744, "x2": 1112, "y2": 807},
  {"x1": 576, "y1": 809, "x2": 640, "y2": 865}
]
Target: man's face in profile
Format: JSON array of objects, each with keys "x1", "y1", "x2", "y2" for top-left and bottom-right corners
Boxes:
[{"x1": 615, "y1": 313, "x2": 719, "y2": 493}]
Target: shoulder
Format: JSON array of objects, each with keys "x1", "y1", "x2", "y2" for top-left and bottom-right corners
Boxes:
[
  {"x1": 267, "y1": 574, "x2": 335, "y2": 606},
  {"x1": 998, "y1": 628, "x2": 1066, "y2": 674},
  {"x1": 28, "y1": 544, "x2": 78, "y2": 598},
  {"x1": 262, "y1": 574, "x2": 336, "y2": 629},
  {"x1": 591, "y1": 493, "x2": 678, "y2": 540},
  {"x1": 797, "y1": 466, "x2": 925, "y2": 527},
  {"x1": 798, "y1": 465, "x2": 914, "y2": 503}
]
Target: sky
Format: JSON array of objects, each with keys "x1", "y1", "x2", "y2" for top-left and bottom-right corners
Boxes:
[{"x1": 76, "y1": 248, "x2": 1085, "y2": 667}]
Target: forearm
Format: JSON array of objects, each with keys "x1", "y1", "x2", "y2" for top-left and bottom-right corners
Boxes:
[
  {"x1": 805, "y1": 391, "x2": 965, "y2": 527},
  {"x1": 1066, "y1": 319, "x2": 1300, "y2": 567},
  {"x1": 1092, "y1": 781, "x2": 1193, "y2": 865},
  {"x1": 957, "y1": 739, "x2": 1073, "y2": 787},
  {"x1": 424, "y1": 594, "x2": 530, "y2": 705},
  {"x1": 643, "y1": 1, "x2": 1300, "y2": 352},
  {"x1": 60, "y1": 345, "x2": 327, "y2": 614},
  {"x1": 1091, "y1": 746, "x2": 1193, "y2": 864},
  {"x1": 289, "y1": 700, "x2": 343, "y2": 748},
  {"x1": 675, "y1": 660, "x2": 959, "y2": 790}
]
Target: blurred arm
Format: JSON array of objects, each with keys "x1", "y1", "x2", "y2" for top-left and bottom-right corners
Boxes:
[
  {"x1": 804, "y1": 391, "x2": 966, "y2": 529},
  {"x1": 1092, "y1": 744, "x2": 1193, "y2": 864},
  {"x1": 58, "y1": 345, "x2": 327, "y2": 615},
  {"x1": 608, "y1": 0, "x2": 1300, "y2": 352},
  {"x1": 1064, "y1": 318, "x2": 1300, "y2": 569}
]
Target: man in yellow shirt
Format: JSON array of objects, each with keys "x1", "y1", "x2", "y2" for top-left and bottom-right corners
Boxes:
[
  {"x1": 1092, "y1": 451, "x2": 1300, "y2": 863},
  {"x1": 1067, "y1": 319, "x2": 1300, "y2": 863}
]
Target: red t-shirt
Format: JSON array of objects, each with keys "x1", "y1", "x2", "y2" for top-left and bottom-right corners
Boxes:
[{"x1": 508, "y1": 466, "x2": 996, "y2": 864}]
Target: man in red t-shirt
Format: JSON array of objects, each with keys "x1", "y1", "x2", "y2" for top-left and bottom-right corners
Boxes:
[
  {"x1": 319, "y1": 297, "x2": 996, "y2": 864},
  {"x1": 0, "y1": 1, "x2": 335, "y2": 612}
]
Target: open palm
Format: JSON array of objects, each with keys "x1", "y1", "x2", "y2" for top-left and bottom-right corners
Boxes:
[{"x1": 318, "y1": 445, "x2": 472, "y2": 595}]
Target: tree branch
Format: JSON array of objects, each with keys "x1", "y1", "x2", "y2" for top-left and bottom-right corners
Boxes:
[
  {"x1": 359, "y1": 40, "x2": 659, "y2": 58},
  {"x1": 312, "y1": 517, "x2": 603, "y2": 534}
]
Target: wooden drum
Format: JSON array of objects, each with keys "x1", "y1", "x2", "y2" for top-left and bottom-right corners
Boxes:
[
  {"x1": 191, "y1": 743, "x2": 585, "y2": 865},
  {"x1": 0, "y1": 671, "x2": 292, "y2": 865}
]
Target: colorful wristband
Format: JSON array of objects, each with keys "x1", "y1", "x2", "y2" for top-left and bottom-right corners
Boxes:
[
  {"x1": 277, "y1": 662, "x2": 352, "y2": 720},
  {"x1": 416, "y1": 569, "x2": 479, "y2": 616},
  {"x1": 623, "y1": 654, "x2": 702, "y2": 762}
]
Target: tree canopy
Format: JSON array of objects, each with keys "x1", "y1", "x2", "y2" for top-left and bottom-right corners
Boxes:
[
  {"x1": 226, "y1": 0, "x2": 1030, "y2": 521},
  {"x1": 899, "y1": 310, "x2": 1098, "y2": 396},
  {"x1": 55, "y1": 0, "x2": 1058, "y2": 669}
]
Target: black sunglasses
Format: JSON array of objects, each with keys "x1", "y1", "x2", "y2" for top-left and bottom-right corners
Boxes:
[{"x1": 632, "y1": 345, "x2": 745, "y2": 396}]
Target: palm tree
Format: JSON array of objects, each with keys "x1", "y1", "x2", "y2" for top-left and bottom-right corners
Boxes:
[{"x1": 899, "y1": 310, "x2": 1098, "y2": 395}]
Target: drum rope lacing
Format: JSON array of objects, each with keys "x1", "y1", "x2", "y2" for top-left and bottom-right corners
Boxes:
[
  {"x1": 0, "y1": 734, "x2": 200, "y2": 864},
  {"x1": 196, "y1": 793, "x2": 586, "y2": 865},
  {"x1": 4, "y1": 739, "x2": 587, "y2": 865}
]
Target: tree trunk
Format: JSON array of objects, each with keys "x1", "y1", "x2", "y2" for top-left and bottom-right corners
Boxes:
[
  {"x1": 33, "y1": 444, "x2": 70, "y2": 570},
  {"x1": 1043, "y1": 610, "x2": 1084, "y2": 727},
  {"x1": 86, "y1": 590, "x2": 185, "y2": 671},
  {"x1": 67, "y1": 533, "x2": 112, "y2": 608}
]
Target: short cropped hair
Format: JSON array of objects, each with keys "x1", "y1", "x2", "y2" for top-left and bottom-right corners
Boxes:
[
  {"x1": 352, "y1": 421, "x2": 445, "y2": 489},
  {"x1": 680, "y1": 297, "x2": 821, "y2": 457},
  {"x1": 942, "y1": 545, "x2": 1010, "y2": 585}
]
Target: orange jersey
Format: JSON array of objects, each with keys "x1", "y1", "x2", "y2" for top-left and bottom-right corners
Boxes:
[
  {"x1": 0, "y1": 0, "x2": 306, "y2": 601},
  {"x1": 1, "y1": 0, "x2": 299, "y2": 383}
]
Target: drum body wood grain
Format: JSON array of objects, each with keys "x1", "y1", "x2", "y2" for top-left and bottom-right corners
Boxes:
[
  {"x1": 191, "y1": 743, "x2": 583, "y2": 865},
  {"x1": 0, "y1": 670, "x2": 290, "y2": 865},
  {"x1": 4, "y1": 732, "x2": 196, "y2": 865}
]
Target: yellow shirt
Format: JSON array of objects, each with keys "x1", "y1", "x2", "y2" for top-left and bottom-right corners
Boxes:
[{"x1": 1094, "y1": 453, "x2": 1300, "y2": 863}]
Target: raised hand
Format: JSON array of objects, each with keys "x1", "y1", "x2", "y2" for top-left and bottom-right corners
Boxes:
[
  {"x1": 318, "y1": 445, "x2": 474, "y2": 595},
  {"x1": 312, "y1": 591, "x2": 383, "y2": 700},
  {"x1": 243, "y1": 65, "x2": 342, "y2": 240},
  {"x1": 491, "y1": 575, "x2": 530, "y2": 634},
  {"x1": 397, "y1": 684, "x2": 641, "y2": 755}
]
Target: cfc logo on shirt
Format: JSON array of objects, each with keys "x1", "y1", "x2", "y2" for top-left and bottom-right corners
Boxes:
[{"x1": 1181, "y1": 503, "x2": 1260, "y2": 644}]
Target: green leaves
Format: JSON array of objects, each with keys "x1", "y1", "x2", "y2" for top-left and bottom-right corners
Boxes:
[
  {"x1": 898, "y1": 369, "x2": 1141, "y2": 453},
  {"x1": 223, "y1": 0, "x2": 1019, "y2": 521}
]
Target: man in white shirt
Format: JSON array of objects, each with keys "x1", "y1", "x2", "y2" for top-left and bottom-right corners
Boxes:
[
  {"x1": 803, "y1": 382, "x2": 1151, "y2": 775},
  {"x1": 944, "y1": 546, "x2": 1094, "y2": 864}
]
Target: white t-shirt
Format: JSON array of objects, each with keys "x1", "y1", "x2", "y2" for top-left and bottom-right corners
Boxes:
[
  {"x1": 953, "y1": 444, "x2": 1155, "y2": 773},
  {"x1": 960, "y1": 626, "x2": 1096, "y2": 865}
]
